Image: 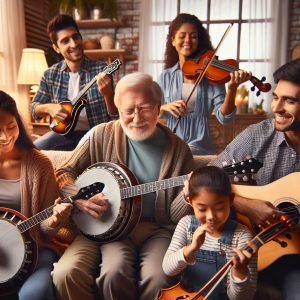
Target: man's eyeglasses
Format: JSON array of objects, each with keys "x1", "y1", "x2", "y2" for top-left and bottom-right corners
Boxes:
[{"x1": 120, "y1": 105, "x2": 156, "y2": 118}]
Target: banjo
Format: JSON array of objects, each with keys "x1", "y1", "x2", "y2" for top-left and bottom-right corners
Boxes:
[
  {"x1": 73, "y1": 158, "x2": 262, "y2": 243},
  {"x1": 0, "y1": 182, "x2": 103, "y2": 296}
]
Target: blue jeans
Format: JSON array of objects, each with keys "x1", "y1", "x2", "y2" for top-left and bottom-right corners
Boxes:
[
  {"x1": 19, "y1": 248, "x2": 57, "y2": 300},
  {"x1": 34, "y1": 130, "x2": 87, "y2": 151},
  {"x1": 258, "y1": 254, "x2": 300, "y2": 300}
]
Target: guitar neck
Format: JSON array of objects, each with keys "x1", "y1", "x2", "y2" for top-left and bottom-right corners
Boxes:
[
  {"x1": 72, "y1": 76, "x2": 97, "y2": 106},
  {"x1": 17, "y1": 196, "x2": 74, "y2": 233},
  {"x1": 72, "y1": 59, "x2": 121, "y2": 107},
  {"x1": 120, "y1": 175, "x2": 189, "y2": 199}
]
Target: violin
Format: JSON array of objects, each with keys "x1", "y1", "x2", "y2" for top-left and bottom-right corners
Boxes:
[
  {"x1": 157, "y1": 215, "x2": 294, "y2": 300},
  {"x1": 182, "y1": 50, "x2": 271, "y2": 96}
]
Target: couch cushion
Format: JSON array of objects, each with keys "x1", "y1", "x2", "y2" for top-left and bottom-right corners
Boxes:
[{"x1": 41, "y1": 150, "x2": 72, "y2": 170}]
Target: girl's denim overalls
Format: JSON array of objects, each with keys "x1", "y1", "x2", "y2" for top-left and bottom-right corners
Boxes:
[{"x1": 181, "y1": 216, "x2": 237, "y2": 300}]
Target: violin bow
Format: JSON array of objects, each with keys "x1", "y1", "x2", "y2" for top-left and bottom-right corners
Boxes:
[
  {"x1": 190, "y1": 215, "x2": 294, "y2": 300},
  {"x1": 172, "y1": 23, "x2": 233, "y2": 133}
]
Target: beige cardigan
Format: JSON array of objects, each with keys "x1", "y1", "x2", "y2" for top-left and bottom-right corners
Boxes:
[
  {"x1": 20, "y1": 148, "x2": 64, "y2": 254},
  {"x1": 56, "y1": 120, "x2": 194, "y2": 226}
]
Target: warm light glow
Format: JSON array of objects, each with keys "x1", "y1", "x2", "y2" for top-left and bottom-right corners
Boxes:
[{"x1": 17, "y1": 48, "x2": 48, "y2": 86}]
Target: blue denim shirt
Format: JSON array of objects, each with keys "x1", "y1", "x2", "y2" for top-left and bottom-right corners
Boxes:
[
  {"x1": 31, "y1": 56, "x2": 115, "y2": 128},
  {"x1": 158, "y1": 63, "x2": 236, "y2": 154}
]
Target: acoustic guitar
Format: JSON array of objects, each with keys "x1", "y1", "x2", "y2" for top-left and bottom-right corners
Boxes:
[
  {"x1": 49, "y1": 58, "x2": 122, "y2": 136},
  {"x1": 232, "y1": 172, "x2": 300, "y2": 271},
  {"x1": 0, "y1": 182, "x2": 103, "y2": 296}
]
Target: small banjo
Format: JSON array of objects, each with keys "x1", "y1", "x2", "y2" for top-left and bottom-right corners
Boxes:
[
  {"x1": 73, "y1": 158, "x2": 262, "y2": 243},
  {"x1": 0, "y1": 182, "x2": 103, "y2": 296}
]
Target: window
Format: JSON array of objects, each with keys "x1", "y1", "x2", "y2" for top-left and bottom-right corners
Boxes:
[{"x1": 140, "y1": 0, "x2": 286, "y2": 110}]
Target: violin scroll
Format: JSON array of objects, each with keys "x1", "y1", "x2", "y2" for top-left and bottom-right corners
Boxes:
[{"x1": 250, "y1": 76, "x2": 272, "y2": 97}]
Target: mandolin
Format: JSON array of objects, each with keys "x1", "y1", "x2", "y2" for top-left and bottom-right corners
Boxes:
[{"x1": 49, "y1": 58, "x2": 122, "y2": 136}]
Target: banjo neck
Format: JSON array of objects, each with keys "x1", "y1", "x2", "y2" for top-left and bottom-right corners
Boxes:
[
  {"x1": 16, "y1": 196, "x2": 72, "y2": 233},
  {"x1": 121, "y1": 175, "x2": 189, "y2": 199},
  {"x1": 119, "y1": 157, "x2": 263, "y2": 199},
  {"x1": 16, "y1": 182, "x2": 104, "y2": 233}
]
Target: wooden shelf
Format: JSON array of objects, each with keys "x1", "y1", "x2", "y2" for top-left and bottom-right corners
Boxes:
[
  {"x1": 77, "y1": 19, "x2": 124, "y2": 29},
  {"x1": 84, "y1": 49, "x2": 137, "y2": 61}
]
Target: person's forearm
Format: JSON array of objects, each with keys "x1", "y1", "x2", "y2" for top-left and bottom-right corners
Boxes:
[
  {"x1": 104, "y1": 93, "x2": 118, "y2": 115},
  {"x1": 220, "y1": 87, "x2": 237, "y2": 115},
  {"x1": 34, "y1": 103, "x2": 53, "y2": 118},
  {"x1": 233, "y1": 195, "x2": 251, "y2": 215}
]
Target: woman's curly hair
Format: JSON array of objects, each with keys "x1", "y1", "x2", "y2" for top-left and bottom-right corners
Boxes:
[{"x1": 164, "y1": 13, "x2": 213, "y2": 69}]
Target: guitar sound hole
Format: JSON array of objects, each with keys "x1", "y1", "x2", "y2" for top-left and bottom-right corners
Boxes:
[{"x1": 278, "y1": 202, "x2": 300, "y2": 226}]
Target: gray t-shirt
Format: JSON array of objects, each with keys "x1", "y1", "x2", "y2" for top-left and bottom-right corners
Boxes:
[
  {"x1": 0, "y1": 179, "x2": 21, "y2": 211},
  {"x1": 127, "y1": 127, "x2": 167, "y2": 219}
]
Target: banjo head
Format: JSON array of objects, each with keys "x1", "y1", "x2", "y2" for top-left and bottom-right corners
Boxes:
[
  {"x1": 74, "y1": 162, "x2": 141, "y2": 243},
  {"x1": 75, "y1": 167, "x2": 122, "y2": 235},
  {"x1": 0, "y1": 219, "x2": 25, "y2": 283},
  {"x1": 0, "y1": 208, "x2": 37, "y2": 295}
]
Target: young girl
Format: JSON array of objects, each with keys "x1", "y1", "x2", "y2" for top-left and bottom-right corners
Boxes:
[
  {"x1": 162, "y1": 166, "x2": 257, "y2": 300},
  {"x1": 0, "y1": 91, "x2": 72, "y2": 300}
]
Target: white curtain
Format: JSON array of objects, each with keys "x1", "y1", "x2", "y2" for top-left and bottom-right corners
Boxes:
[
  {"x1": 138, "y1": 0, "x2": 290, "y2": 113},
  {"x1": 0, "y1": 0, "x2": 28, "y2": 122},
  {"x1": 270, "y1": 0, "x2": 289, "y2": 75}
]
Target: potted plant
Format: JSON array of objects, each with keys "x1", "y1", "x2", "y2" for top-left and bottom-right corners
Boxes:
[
  {"x1": 87, "y1": 0, "x2": 118, "y2": 20},
  {"x1": 51, "y1": 0, "x2": 88, "y2": 19},
  {"x1": 51, "y1": 0, "x2": 118, "y2": 20}
]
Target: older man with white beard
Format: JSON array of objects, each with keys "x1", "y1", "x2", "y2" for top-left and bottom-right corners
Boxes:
[{"x1": 53, "y1": 72, "x2": 194, "y2": 300}]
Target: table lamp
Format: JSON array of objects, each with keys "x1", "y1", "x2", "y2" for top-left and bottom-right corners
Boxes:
[{"x1": 17, "y1": 48, "x2": 48, "y2": 94}]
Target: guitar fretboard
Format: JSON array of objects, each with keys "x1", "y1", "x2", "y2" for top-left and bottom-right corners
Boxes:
[
  {"x1": 120, "y1": 174, "x2": 189, "y2": 199},
  {"x1": 73, "y1": 59, "x2": 121, "y2": 106}
]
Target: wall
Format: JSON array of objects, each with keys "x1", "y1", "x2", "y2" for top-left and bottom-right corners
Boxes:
[
  {"x1": 79, "y1": 0, "x2": 140, "y2": 75},
  {"x1": 24, "y1": 0, "x2": 298, "y2": 74},
  {"x1": 24, "y1": 0, "x2": 52, "y2": 50},
  {"x1": 289, "y1": 0, "x2": 300, "y2": 59}
]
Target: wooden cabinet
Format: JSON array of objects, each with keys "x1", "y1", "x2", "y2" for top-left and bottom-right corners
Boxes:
[
  {"x1": 32, "y1": 122, "x2": 50, "y2": 136},
  {"x1": 210, "y1": 114, "x2": 266, "y2": 153}
]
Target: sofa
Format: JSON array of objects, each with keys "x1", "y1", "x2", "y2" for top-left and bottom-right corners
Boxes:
[
  {"x1": 42, "y1": 150, "x2": 216, "y2": 171},
  {"x1": 41, "y1": 151, "x2": 282, "y2": 300}
]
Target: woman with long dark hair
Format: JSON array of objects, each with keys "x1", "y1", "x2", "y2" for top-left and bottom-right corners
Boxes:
[
  {"x1": 0, "y1": 91, "x2": 72, "y2": 300},
  {"x1": 158, "y1": 13, "x2": 251, "y2": 154}
]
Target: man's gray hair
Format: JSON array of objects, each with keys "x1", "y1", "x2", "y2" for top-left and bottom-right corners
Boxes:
[{"x1": 114, "y1": 72, "x2": 162, "y2": 107}]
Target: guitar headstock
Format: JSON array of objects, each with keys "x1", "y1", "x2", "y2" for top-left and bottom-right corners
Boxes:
[
  {"x1": 222, "y1": 158, "x2": 263, "y2": 184},
  {"x1": 103, "y1": 58, "x2": 122, "y2": 75},
  {"x1": 73, "y1": 182, "x2": 105, "y2": 200}
]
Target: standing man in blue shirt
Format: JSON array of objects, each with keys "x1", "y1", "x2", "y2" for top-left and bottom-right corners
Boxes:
[{"x1": 31, "y1": 14, "x2": 118, "y2": 150}]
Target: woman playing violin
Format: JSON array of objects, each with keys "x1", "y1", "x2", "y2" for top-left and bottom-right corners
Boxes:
[
  {"x1": 0, "y1": 91, "x2": 72, "y2": 300},
  {"x1": 158, "y1": 13, "x2": 251, "y2": 155}
]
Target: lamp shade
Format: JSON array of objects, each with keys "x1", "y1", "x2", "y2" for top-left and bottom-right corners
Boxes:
[{"x1": 17, "y1": 48, "x2": 48, "y2": 85}]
